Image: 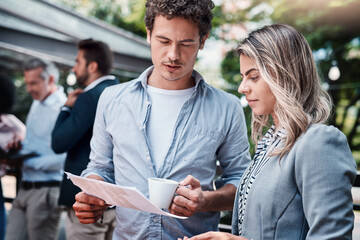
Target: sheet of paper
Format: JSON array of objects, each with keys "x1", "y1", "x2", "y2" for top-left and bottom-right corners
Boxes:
[{"x1": 65, "y1": 172, "x2": 187, "y2": 219}]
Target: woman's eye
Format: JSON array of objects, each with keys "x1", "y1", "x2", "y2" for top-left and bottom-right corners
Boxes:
[{"x1": 250, "y1": 76, "x2": 259, "y2": 81}]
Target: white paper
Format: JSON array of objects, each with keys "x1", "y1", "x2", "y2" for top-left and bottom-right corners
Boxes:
[{"x1": 65, "y1": 172, "x2": 188, "y2": 219}]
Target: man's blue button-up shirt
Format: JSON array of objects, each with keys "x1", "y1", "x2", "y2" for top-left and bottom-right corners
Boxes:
[{"x1": 83, "y1": 67, "x2": 251, "y2": 239}]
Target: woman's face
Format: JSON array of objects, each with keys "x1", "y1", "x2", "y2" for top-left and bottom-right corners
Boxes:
[{"x1": 238, "y1": 54, "x2": 277, "y2": 123}]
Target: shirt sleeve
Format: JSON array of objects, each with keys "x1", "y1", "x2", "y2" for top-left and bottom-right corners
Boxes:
[
  {"x1": 295, "y1": 125, "x2": 356, "y2": 239},
  {"x1": 81, "y1": 89, "x2": 115, "y2": 184},
  {"x1": 215, "y1": 98, "x2": 251, "y2": 188},
  {"x1": 22, "y1": 153, "x2": 66, "y2": 171}
]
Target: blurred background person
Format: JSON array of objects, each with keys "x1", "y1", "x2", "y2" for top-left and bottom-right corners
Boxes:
[
  {"x1": 0, "y1": 74, "x2": 26, "y2": 240},
  {"x1": 52, "y1": 38, "x2": 118, "y2": 240},
  {"x1": 5, "y1": 58, "x2": 67, "y2": 240}
]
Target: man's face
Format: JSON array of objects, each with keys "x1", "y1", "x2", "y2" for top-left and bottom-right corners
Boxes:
[
  {"x1": 147, "y1": 15, "x2": 207, "y2": 89},
  {"x1": 24, "y1": 67, "x2": 52, "y2": 101},
  {"x1": 72, "y1": 49, "x2": 90, "y2": 88}
]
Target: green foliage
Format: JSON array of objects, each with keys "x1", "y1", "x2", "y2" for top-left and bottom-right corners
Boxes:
[
  {"x1": 54, "y1": 0, "x2": 147, "y2": 37},
  {"x1": 216, "y1": 0, "x2": 360, "y2": 167},
  {"x1": 221, "y1": 50, "x2": 241, "y2": 86},
  {"x1": 12, "y1": 74, "x2": 32, "y2": 123}
]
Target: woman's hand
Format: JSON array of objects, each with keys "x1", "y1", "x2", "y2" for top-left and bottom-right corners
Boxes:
[{"x1": 179, "y1": 232, "x2": 248, "y2": 240}]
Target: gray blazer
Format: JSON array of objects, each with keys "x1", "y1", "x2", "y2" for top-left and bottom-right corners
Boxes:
[{"x1": 232, "y1": 124, "x2": 356, "y2": 240}]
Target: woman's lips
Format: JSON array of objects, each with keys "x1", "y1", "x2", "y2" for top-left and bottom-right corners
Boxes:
[{"x1": 247, "y1": 99, "x2": 257, "y2": 106}]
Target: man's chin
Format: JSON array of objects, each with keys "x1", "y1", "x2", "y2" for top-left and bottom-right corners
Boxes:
[
  {"x1": 30, "y1": 94, "x2": 39, "y2": 100},
  {"x1": 162, "y1": 73, "x2": 181, "y2": 82}
]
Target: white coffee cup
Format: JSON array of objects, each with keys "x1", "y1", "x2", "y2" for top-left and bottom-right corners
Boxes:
[{"x1": 148, "y1": 177, "x2": 179, "y2": 209}]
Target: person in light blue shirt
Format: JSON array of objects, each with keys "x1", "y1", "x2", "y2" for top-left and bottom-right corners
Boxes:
[
  {"x1": 73, "y1": 0, "x2": 251, "y2": 239},
  {"x1": 5, "y1": 58, "x2": 67, "y2": 240}
]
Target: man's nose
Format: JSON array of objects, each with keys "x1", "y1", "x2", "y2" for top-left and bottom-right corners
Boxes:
[{"x1": 168, "y1": 44, "x2": 180, "y2": 62}]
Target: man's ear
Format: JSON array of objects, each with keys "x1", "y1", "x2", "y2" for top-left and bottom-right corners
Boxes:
[
  {"x1": 48, "y1": 75, "x2": 55, "y2": 85},
  {"x1": 199, "y1": 33, "x2": 210, "y2": 50},
  {"x1": 88, "y1": 61, "x2": 98, "y2": 73},
  {"x1": 146, "y1": 28, "x2": 151, "y2": 44}
]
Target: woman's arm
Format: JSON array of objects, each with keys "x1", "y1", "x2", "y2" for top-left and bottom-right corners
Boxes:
[{"x1": 295, "y1": 124, "x2": 356, "y2": 239}]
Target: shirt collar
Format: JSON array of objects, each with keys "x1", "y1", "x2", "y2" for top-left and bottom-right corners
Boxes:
[
  {"x1": 41, "y1": 85, "x2": 65, "y2": 106},
  {"x1": 84, "y1": 75, "x2": 116, "y2": 92}
]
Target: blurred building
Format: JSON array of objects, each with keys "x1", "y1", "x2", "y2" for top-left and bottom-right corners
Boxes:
[{"x1": 0, "y1": 0, "x2": 152, "y2": 79}]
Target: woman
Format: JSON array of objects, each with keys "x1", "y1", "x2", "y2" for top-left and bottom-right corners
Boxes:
[
  {"x1": 0, "y1": 74, "x2": 26, "y2": 240},
  {"x1": 184, "y1": 24, "x2": 356, "y2": 239}
]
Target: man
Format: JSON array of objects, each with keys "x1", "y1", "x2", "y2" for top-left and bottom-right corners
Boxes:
[
  {"x1": 51, "y1": 39, "x2": 118, "y2": 240},
  {"x1": 5, "y1": 58, "x2": 67, "y2": 240},
  {"x1": 73, "y1": 0, "x2": 251, "y2": 239}
]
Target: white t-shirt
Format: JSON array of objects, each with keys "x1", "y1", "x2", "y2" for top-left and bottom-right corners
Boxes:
[{"x1": 146, "y1": 85, "x2": 194, "y2": 171}]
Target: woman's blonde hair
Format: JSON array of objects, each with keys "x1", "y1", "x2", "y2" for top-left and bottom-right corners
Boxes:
[{"x1": 237, "y1": 24, "x2": 332, "y2": 159}]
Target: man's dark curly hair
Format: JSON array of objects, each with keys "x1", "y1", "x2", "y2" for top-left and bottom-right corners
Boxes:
[{"x1": 145, "y1": 0, "x2": 215, "y2": 40}]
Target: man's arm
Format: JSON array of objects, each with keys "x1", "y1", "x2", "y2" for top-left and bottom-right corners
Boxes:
[
  {"x1": 170, "y1": 98, "x2": 251, "y2": 217},
  {"x1": 22, "y1": 153, "x2": 65, "y2": 172},
  {"x1": 169, "y1": 175, "x2": 236, "y2": 217},
  {"x1": 73, "y1": 174, "x2": 110, "y2": 224},
  {"x1": 52, "y1": 89, "x2": 96, "y2": 153}
]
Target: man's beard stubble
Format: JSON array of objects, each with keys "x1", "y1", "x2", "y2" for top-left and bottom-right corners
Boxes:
[{"x1": 76, "y1": 71, "x2": 89, "y2": 88}]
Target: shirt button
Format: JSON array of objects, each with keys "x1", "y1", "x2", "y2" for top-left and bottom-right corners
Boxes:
[
  {"x1": 147, "y1": 156, "x2": 151, "y2": 161},
  {"x1": 153, "y1": 218, "x2": 158, "y2": 223}
]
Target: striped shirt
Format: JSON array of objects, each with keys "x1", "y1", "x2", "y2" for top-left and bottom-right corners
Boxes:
[{"x1": 238, "y1": 124, "x2": 286, "y2": 235}]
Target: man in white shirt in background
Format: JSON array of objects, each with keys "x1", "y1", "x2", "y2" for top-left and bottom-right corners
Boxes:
[{"x1": 6, "y1": 58, "x2": 67, "y2": 240}]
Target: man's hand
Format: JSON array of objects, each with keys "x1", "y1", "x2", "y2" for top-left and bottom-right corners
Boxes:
[
  {"x1": 6, "y1": 136, "x2": 23, "y2": 152},
  {"x1": 73, "y1": 191, "x2": 109, "y2": 224},
  {"x1": 65, "y1": 88, "x2": 83, "y2": 108},
  {"x1": 169, "y1": 175, "x2": 237, "y2": 217},
  {"x1": 169, "y1": 175, "x2": 208, "y2": 217},
  {"x1": 73, "y1": 174, "x2": 109, "y2": 224}
]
